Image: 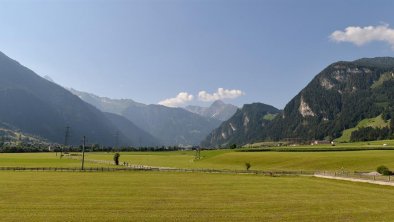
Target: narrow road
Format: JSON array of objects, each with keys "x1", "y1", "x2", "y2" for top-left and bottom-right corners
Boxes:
[{"x1": 314, "y1": 174, "x2": 394, "y2": 187}]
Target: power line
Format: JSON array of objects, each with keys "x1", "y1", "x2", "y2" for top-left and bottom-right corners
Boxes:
[{"x1": 61, "y1": 126, "x2": 70, "y2": 158}]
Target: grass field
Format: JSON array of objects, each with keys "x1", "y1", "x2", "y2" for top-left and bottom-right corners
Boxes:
[
  {"x1": 2, "y1": 142, "x2": 394, "y2": 221},
  {"x1": 1, "y1": 171, "x2": 394, "y2": 222},
  {"x1": 84, "y1": 149, "x2": 394, "y2": 172},
  {"x1": 2, "y1": 141, "x2": 394, "y2": 172},
  {"x1": 0, "y1": 153, "x2": 112, "y2": 168}
]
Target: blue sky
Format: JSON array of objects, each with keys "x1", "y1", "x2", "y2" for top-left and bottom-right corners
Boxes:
[{"x1": 1, "y1": 0, "x2": 394, "y2": 108}]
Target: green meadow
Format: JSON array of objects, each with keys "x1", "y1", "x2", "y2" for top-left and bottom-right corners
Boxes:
[
  {"x1": 1, "y1": 171, "x2": 394, "y2": 222},
  {"x1": 2, "y1": 142, "x2": 394, "y2": 221},
  {"x1": 0, "y1": 153, "x2": 112, "y2": 168},
  {"x1": 2, "y1": 141, "x2": 394, "y2": 172},
  {"x1": 85, "y1": 149, "x2": 394, "y2": 172}
]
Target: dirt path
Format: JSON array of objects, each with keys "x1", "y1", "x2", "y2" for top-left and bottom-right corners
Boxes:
[{"x1": 314, "y1": 174, "x2": 394, "y2": 187}]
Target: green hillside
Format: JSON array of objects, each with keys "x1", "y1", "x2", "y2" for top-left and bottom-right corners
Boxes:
[
  {"x1": 371, "y1": 71, "x2": 394, "y2": 89},
  {"x1": 204, "y1": 57, "x2": 394, "y2": 147},
  {"x1": 336, "y1": 115, "x2": 391, "y2": 142}
]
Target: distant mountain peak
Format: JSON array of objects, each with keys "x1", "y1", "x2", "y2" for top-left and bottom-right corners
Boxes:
[
  {"x1": 184, "y1": 100, "x2": 238, "y2": 122},
  {"x1": 211, "y1": 100, "x2": 225, "y2": 106}
]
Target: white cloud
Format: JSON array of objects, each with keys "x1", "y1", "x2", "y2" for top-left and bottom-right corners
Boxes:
[
  {"x1": 158, "y1": 92, "x2": 194, "y2": 107},
  {"x1": 330, "y1": 24, "x2": 394, "y2": 49},
  {"x1": 198, "y1": 88, "x2": 245, "y2": 102}
]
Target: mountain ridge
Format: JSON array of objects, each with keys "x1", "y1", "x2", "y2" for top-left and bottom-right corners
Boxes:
[
  {"x1": 203, "y1": 57, "x2": 394, "y2": 147},
  {"x1": 201, "y1": 103, "x2": 280, "y2": 147},
  {"x1": 69, "y1": 88, "x2": 222, "y2": 146},
  {"x1": 0, "y1": 51, "x2": 134, "y2": 146},
  {"x1": 184, "y1": 100, "x2": 238, "y2": 121}
]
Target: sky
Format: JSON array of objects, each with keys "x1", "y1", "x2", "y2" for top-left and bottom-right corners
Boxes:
[{"x1": 1, "y1": 0, "x2": 394, "y2": 109}]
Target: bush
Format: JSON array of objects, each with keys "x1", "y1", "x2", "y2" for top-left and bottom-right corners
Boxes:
[
  {"x1": 113, "y1": 153, "x2": 120, "y2": 165},
  {"x1": 230, "y1": 144, "x2": 237, "y2": 149},
  {"x1": 377, "y1": 165, "x2": 391, "y2": 175},
  {"x1": 245, "y1": 162, "x2": 251, "y2": 171}
]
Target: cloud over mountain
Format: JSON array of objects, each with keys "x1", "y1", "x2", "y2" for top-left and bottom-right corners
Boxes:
[
  {"x1": 198, "y1": 88, "x2": 245, "y2": 102},
  {"x1": 330, "y1": 24, "x2": 394, "y2": 49},
  {"x1": 158, "y1": 88, "x2": 245, "y2": 107},
  {"x1": 158, "y1": 92, "x2": 194, "y2": 107}
]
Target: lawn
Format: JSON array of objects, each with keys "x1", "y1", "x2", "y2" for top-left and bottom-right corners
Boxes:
[{"x1": 1, "y1": 171, "x2": 394, "y2": 221}]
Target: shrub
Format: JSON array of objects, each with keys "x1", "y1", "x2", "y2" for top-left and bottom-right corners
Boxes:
[
  {"x1": 377, "y1": 165, "x2": 391, "y2": 175},
  {"x1": 245, "y1": 162, "x2": 251, "y2": 171},
  {"x1": 230, "y1": 144, "x2": 237, "y2": 149},
  {"x1": 113, "y1": 153, "x2": 120, "y2": 165}
]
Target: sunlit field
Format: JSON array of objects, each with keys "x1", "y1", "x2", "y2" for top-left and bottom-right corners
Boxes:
[
  {"x1": 2, "y1": 141, "x2": 394, "y2": 172},
  {"x1": 1, "y1": 171, "x2": 394, "y2": 222},
  {"x1": 0, "y1": 153, "x2": 113, "y2": 168},
  {"x1": 85, "y1": 149, "x2": 394, "y2": 172},
  {"x1": 1, "y1": 142, "x2": 394, "y2": 221}
]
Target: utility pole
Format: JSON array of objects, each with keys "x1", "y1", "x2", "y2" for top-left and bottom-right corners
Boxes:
[
  {"x1": 62, "y1": 126, "x2": 70, "y2": 158},
  {"x1": 195, "y1": 147, "x2": 201, "y2": 160},
  {"x1": 81, "y1": 136, "x2": 86, "y2": 170}
]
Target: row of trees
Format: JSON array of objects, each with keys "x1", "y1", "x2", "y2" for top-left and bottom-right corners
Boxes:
[
  {"x1": 350, "y1": 126, "x2": 393, "y2": 142},
  {"x1": 350, "y1": 114, "x2": 394, "y2": 142},
  {"x1": 0, "y1": 143, "x2": 186, "y2": 153}
]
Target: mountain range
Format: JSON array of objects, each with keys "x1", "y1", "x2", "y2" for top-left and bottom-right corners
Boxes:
[
  {"x1": 0, "y1": 49, "x2": 238, "y2": 147},
  {"x1": 2, "y1": 50, "x2": 393, "y2": 148},
  {"x1": 204, "y1": 57, "x2": 394, "y2": 147},
  {"x1": 69, "y1": 89, "x2": 224, "y2": 146},
  {"x1": 0, "y1": 51, "x2": 132, "y2": 146}
]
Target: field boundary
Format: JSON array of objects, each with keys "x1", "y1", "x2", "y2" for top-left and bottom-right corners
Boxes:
[{"x1": 0, "y1": 165, "x2": 315, "y2": 176}]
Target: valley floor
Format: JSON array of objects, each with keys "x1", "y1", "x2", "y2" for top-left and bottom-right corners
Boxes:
[
  {"x1": 2, "y1": 142, "x2": 394, "y2": 221},
  {"x1": 84, "y1": 149, "x2": 394, "y2": 172},
  {"x1": 1, "y1": 171, "x2": 394, "y2": 222}
]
